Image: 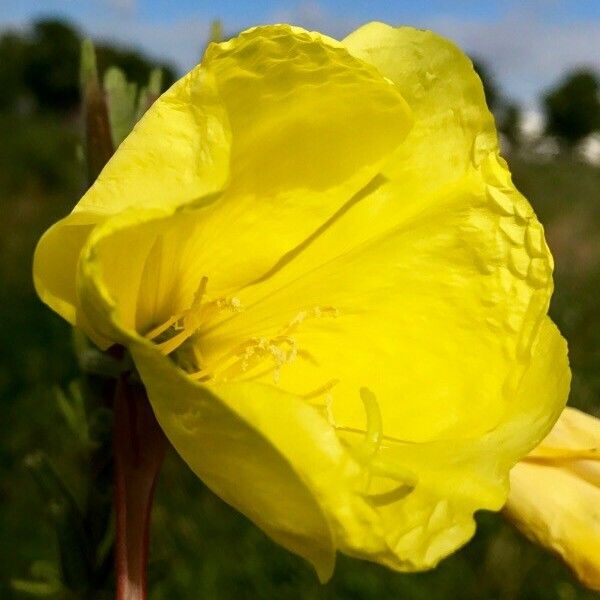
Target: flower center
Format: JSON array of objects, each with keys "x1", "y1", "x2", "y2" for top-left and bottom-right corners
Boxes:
[
  {"x1": 144, "y1": 277, "x2": 338, "y2": 384},
  {"x1": 145, "y1": 283, "x2": 416, "y2": 506},
  {"x1": 143, "y1": 276, "x2": 243, "y2": 356}
]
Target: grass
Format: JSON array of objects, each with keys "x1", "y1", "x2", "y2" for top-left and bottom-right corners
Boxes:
[{"x1": 0, "y1": 118, "x2": 598, "y2": 599}]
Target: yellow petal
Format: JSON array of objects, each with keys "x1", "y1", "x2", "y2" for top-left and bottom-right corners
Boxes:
[
  {"x1": 505, "y1": 408, "x2": 600, "y2": 590},
  {"x1": 366, "y1": 317, "x2": 570, "y2": 570},
  {"x1": 343, "y1": 22, "x2": 497, "y2": 189},
  {"x1": 78, "y1": 66, "x2": 230, "y2": 216},
  {"x1": 205, "y1": 25, "x2": 411, "y2": 200},
  {"x1": 174, "y1": 25, "x2": 412, "y2": 295},
  {"x1": 33, "y1": 67, "x2": 230, "y2": 325},
  {"x1": 530, "y1": 406, "x2": 600, "y2": 458},
  {"x1": 201, "y1": 171, "x2": 557, "y2": 444},
  {"x1": 35, "y1": 24, "x2": 412, "y2": 333},
  {"x1": 131, "y1": 336, "x2": 345, "y2": 581},
  {"x1": 506, "y1": 463, "x2": 600, "y2": 590}
]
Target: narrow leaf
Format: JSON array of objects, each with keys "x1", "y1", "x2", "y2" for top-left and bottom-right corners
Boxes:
[{"x1": 104, "y1": 66, "x2": 137, "y2": 147}]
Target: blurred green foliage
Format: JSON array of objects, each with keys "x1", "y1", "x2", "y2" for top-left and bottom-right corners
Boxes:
[{"x1": 1, "y1": 17, "x2": 599, "y2": 600}]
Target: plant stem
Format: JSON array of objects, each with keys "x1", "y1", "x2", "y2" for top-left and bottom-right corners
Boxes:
[{"x1": 113, "y1": 376, "x2": 167, "y2": 600}]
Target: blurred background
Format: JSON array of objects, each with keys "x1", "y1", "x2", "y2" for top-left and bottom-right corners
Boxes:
[{"x1": 1, "y1": 1, "x2": 599, "y2": 598}]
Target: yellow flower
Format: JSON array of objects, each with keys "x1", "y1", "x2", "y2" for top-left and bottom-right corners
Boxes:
[
  {"x1": 33, "y1": 23, "x2": 570, "y2": 580},
  {"x1": 506, "y1": 407, "x2": 600, "y2": 590}
]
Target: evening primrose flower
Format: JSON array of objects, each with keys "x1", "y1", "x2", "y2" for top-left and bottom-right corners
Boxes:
[
  {"x1": 506, "y1": 407, "x2": 600, "y2": 590},
  {"x1": 34, "y1": 23, "x2": 571, "y2": 580}
]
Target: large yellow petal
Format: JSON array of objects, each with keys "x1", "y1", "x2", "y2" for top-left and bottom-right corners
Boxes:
[
  {"x1": 343, "y1": 22, "x2": 497, "y2": 191},
  {"x1": 131, "y1": 336, "x2": 354, "y2": 582},
  {"x1": 171, "y1": 25, "x2": 412, "y2": 297},
  {"x1": 199, "y1": 169, "x2": 556, "y2": 444},
  {"x1": 366, "y1": 317, "x2": 570, "y2": 570}
]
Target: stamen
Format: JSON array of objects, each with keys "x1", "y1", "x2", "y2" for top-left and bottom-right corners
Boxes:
[
  {"x1": 365, "y1": 484, "x2": 415, "y2": 506},
  {"x1": 180, "y1": 276, "x2": 209, "y2": 331},
  {"x1": 282, "y1": 305, "x2": 339, "y2": 335},
  {"x1": 146, "y1": 275, "x2": 244, "y2": 358},
  {"x1": 301, "y1": 379, "x2": 340, "y2": 400},
  {"x1": 187, "y1": 368, "x2": 212, "y2": 382},
  {"x1": 155, "y1": 328, "x2": 193, "y2": 356},
  {"x1": 144, "y1": 315, "x2": 180, "y2": 340},
  {"x1": 210, "y1": 335, "x2": 298, "y2": 383},
  {"x1": 162, "y1": 301, "x2": 337, "y2": 385},
  {"x1": 369, "y1": 456, "x2": 418, "y2": 486},
  {"x1": 192, "y1": 276, "x2": 208, "y2": 306}
]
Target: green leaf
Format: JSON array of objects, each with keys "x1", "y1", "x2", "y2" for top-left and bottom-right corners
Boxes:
[
  {"x1": 103, "y1": 66, "x2": 137, "y2": 147},
  {"x1": 136, "y1": 68, "x2": 163, "y2": 120},
  {"x1": 11, "y1": 561, "x2": 62, "y2": 597},
  {"x1": 25, "y1": 454, "x2": 93, "y2": 591},
  {"x1": 10, "y1": 579, "x2": 60, "y2": 596},
  {"x1": 79, "y1": 38, "x2": 99, "y2": 90},
  {"x1": 55, "y1": 382, "x2": 90, "y2": 448},
  {"x1": 209, "y1": 20, "x2": 223, "y2": 44}
]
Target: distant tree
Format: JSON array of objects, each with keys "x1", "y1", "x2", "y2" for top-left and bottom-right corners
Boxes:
[
  {"x1": 472, "y1": 58, "x2": 523, "y2": 153},
  {"x1": 0, "y1": 18, "x2": 176, "y2": 114},
  {"x1": 23, "y1": 19, "x2": 81, "y2": 111},
  {"x1": 472, "y1": 59, "x2": 501, "y2": 112},
  {"x1": 0, "y1": 32, "x2": 30, "y2": 111},
  {"x1": 544, "y1": 69, "x2": 600, "y2": 146},
  {"x1": 498, "y1": 102, "x2": 522, "y2": 149}
]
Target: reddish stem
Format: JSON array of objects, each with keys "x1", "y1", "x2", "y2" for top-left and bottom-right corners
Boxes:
[{"x1": 114, "y1": 377, "x2": 167, "y2": 600}]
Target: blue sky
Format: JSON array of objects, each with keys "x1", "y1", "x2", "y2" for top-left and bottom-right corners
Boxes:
[{"x1": 1, "y1": 1, "x2": 599, "y2": 108}]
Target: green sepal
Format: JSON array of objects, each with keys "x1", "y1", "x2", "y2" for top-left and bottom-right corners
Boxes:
[
  {"x1": 73, "y1": 328, "x2": 134, "y2": 380},
  {"x1": 77, "y1": 347, "x2": 134, "y2": 379},
  {"x1": 80, "y1": 38, "x2": 114, "y2": 186}
]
